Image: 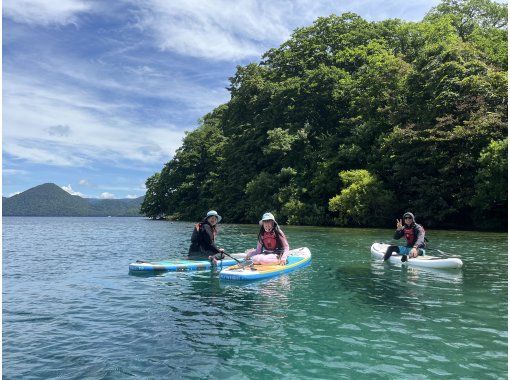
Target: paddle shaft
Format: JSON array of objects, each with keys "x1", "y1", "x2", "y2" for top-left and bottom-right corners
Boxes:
[
  {"x1": 222, "y1": 251, "x2": 258, "y2": 271},
  {"x1": 221, "y1": 251, "x2": 243, "y2": 264}
]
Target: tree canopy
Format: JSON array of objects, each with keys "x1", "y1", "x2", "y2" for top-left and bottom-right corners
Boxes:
[{"x1": 141, "y1": 0, "x2": 507, "y2": 230}]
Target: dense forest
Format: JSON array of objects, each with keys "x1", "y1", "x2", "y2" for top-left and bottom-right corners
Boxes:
[{"x1": 141, "y1": 0, "x2": 507, "y2": 230}]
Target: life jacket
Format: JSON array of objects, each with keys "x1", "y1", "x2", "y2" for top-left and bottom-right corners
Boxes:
[
  {"x1": 403, "y1": 226, "x2": 415, "y2": 246},
  {"x1": 190, "y1": 221, "x2": 216, "y2": 246},
  {"x1": 260, "y1": 230, "x2": 282, "y2": 252},
  {"x1": 190, "y1": 222, "x2": 204, "y2": 245},
  {"x1": 403, "y1": 224, "x2": 426, "y2": 246}
]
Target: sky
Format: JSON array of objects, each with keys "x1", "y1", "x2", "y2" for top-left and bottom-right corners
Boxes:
[{"x1": 3, "y1": 0, "x2": 442, "y2": 199}]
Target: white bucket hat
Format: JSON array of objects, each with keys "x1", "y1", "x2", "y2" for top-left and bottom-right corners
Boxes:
[
  {"x1": 259, "y1": 212, "x2": 276, "y2": 225},
  {"x1": 206, "y1": 210, "x2": 222, "y2": 223}
]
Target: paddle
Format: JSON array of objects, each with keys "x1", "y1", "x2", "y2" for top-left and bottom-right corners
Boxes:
[
  {"x1": 220, "y1": 251, "x2": 255, "y2": 270},
  {"x1": 424, "y1": 247, "x2": 462, "y2": 258},
  {"x1": 220, "y1": 251, "x2": 242, "y2": 265}
]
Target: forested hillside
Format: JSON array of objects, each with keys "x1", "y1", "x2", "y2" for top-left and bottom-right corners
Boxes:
[
  {"x1": 3, "y1": 183, "x2": 144, "y2": 216},
  {"x1": 142, "y1": 0, "x2": 507, "y2": 230}
]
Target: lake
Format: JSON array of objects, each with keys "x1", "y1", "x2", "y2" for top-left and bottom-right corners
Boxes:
[{"x1": 3, "y1": 217, "x2": 508, "y2": 379}]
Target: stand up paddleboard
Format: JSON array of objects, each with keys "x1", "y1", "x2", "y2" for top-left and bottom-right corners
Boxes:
[
  {"x1": 129, "y1": 253, "x2": 246, "y2": 272},
  {"x1": 371, "y1": 242, "x2": 463, "y2": 269},
  {"x1": 219, "y1": 247, "x2": 311, "y2": 281}
]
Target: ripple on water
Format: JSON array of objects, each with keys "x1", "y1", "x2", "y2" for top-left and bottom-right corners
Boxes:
[{"x1": 2, "y1": 218, "x2": 508, "y2": 379}]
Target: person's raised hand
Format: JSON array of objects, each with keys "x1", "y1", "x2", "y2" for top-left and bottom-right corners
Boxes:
[{"x1": 396, "y1": 219, "x2": 403, "y2": 230}]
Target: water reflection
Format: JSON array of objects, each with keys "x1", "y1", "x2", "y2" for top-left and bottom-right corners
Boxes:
[
  {"x1": 220, "y1": 275, "x2": 292, "y2": 315},
  {"x1": 147, "y1": 268, "x2": 297, "y2": 375},
  {"x1": 371, "y1": 261, "x2": 464, "y2": 285},
  {"x1": 333, "y1": 265, "x2": 417, "y2": 309},
  {"x1": 333, "y1": 260, "x2": 464, "y2": 311}
]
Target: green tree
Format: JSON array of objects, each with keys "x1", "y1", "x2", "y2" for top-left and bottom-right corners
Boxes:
[
  {"x1": 329, "y1": 170, "x2": 396, "y2": 226},
  {"x1": 156, "y1": 107, "x2": 227, "y2": 220},
  {"x1": 426, "y1": 0, "x2": 507, "y2": 38},
  {"x1": 140, "y1": 173, "x2": 165, "y2": 219},
  {"x1": 471, "y1": 138, "x2": 508, "y2": 229},
  {"x1": 142, "y1": 0, "x2": 507, "y2": 230}
]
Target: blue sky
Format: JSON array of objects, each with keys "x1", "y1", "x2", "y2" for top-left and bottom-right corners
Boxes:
[{"x1": 3, "y1": 0, "x2": 441, "y2": 199}]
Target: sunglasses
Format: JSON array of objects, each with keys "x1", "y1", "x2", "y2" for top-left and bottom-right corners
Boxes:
[{"x1": 404, "y1": 216, "x2": 412, "y2": 220}]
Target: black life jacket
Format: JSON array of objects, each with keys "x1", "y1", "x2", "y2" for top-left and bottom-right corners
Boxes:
[
  {"x1": 190, "y1": 222, "x2": 204, "y2": 245},
  {"x1": 190, "y1": 221, "x2": 216, "y2": 246}
]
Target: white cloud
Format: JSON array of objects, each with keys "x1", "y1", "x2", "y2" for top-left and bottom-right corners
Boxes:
[
  {"x1": 79, "y1": 179, "x2": 90, "y2": 186},
  {"x1": 134, "y1": 0, "x2": 292, "y2": 60},
  {"x1": 133, "y1": 0, "x2": 442, "y2": 61},
  {"x1": 5, "y1": 0, "x2": 442, "y2": 63},
  {"x1": 49, "y1": 55, "x2": 228, "y2": 112},
  {"x1": 4, "y1": 0, "x2": 91, "y2": 26},
  {"x1": 8, "y1": 192, "x2": 22, "y2": 197},
  {"x1": 125, "y1": 194, "x2": 139, "y2": 199},
  {"x1": 100, "y1": 192, "x2": 115, "y2": 199},
  {"x1": 3, "y1": 74, "x2": 186, "y2": 167},
  {"x1": 6, "y1": 142, "x2": 88, "y2": 167},
  {"x1": 62, "y1": 184, "x2": 85, "y2": 197},
  {"x1": 3, "y1": 169, "x2": 28, "y2": 175}
]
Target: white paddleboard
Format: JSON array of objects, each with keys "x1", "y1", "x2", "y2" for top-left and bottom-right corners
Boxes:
[{"x1": 371, "y1": 242, "x2": 463, "y2": 269}]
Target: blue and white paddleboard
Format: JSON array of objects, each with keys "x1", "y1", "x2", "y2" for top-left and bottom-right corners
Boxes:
[
  {"x1": 128, "y1": 253, "x2": 246, "y2": 272},
  {"x1": 371, "y1": 242, "x2": 463, "y2": 269},
  {"x1": 219, "y1": 247, "x2": 311, "y2": 281}
]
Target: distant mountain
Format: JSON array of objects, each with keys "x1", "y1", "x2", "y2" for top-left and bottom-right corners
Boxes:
[{"x1": 3, "y1": 183, "x2": 144, "y2": 216}]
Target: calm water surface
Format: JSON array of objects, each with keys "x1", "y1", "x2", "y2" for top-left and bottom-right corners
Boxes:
[{"x1": 3, "y1": 217, "x2": 508, "y2": 379}]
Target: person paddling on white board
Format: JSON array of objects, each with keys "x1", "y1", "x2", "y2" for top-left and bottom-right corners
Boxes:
[
  {"x1": 245, "y1": 212, "x2": 290, "y2": 266},
  {"x1": 187, "y1": 210, "x2": 225, "y2": 265},
  {"x1": 384, "y1": 212, "x2": 427, "y2": 262}
]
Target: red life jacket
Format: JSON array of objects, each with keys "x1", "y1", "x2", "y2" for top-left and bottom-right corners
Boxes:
[
  {"x1": 261, "y1": 230, "x2": 279, "y2": 251},
  {"x1": 403, "y1": 224, "x2": 426, "y2": 246},
  {"x1": 403, "y1": 226, "x2": 415, "y2": 246}
]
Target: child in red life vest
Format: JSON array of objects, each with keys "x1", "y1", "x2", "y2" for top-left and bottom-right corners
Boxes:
[{"x1": 245, "y1": 212, "x2": 290, "y2": 265}]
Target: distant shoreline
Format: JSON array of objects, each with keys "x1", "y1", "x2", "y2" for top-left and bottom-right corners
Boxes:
[
  {"x1": 2, "y1": 215, "x2": 144, "y2": 217},
  {"x1": 3, "y1": 215, "x2": 506, "y2": 233}
]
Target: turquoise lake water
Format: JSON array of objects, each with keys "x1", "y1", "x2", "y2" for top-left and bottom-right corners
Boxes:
[{"x1": 3, "y1": 217, "x2": 508, "y2": 379}]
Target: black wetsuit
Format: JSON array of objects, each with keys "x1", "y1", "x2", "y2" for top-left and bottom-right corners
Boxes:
[{"x1": 188, "y1": 219, "x2": 224, "y2": 260}]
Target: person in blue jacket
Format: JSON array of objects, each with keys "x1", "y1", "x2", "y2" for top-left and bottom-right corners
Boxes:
[
  {"x1": 384, "y1": 212, "x2": 426, "y2": 262},
  {"x1": 187, "y1": 210, "x2": 225, "y2": 264}
]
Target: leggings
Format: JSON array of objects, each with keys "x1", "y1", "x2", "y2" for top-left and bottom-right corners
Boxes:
[{"x1": 250, "y1": 253, "x2": 280, "y2": 265}]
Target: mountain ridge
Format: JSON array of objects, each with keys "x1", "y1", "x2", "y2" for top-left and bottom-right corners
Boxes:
[{"x1": 3, "y1": 183, "x2": 144, "y2": 216}]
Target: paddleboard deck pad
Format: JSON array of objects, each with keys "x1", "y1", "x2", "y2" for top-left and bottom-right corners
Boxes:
[
  {"x1": 219, "y1": 247, "x2": 311, "y2": 281},
  {"x1": 129, "y1": 253, "x2": 246, "y2": 272},
  {"x1": 371, "y1": 242, "x2": 463, "y2": 269}
]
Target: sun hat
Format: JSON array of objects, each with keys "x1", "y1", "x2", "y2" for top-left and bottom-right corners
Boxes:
[
  {"x1": 206, "y1": 210, "x2": 222, "y2": 223},
  {"x1": 259, "y1": 212, "x2": 276, "y2": 225}
]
